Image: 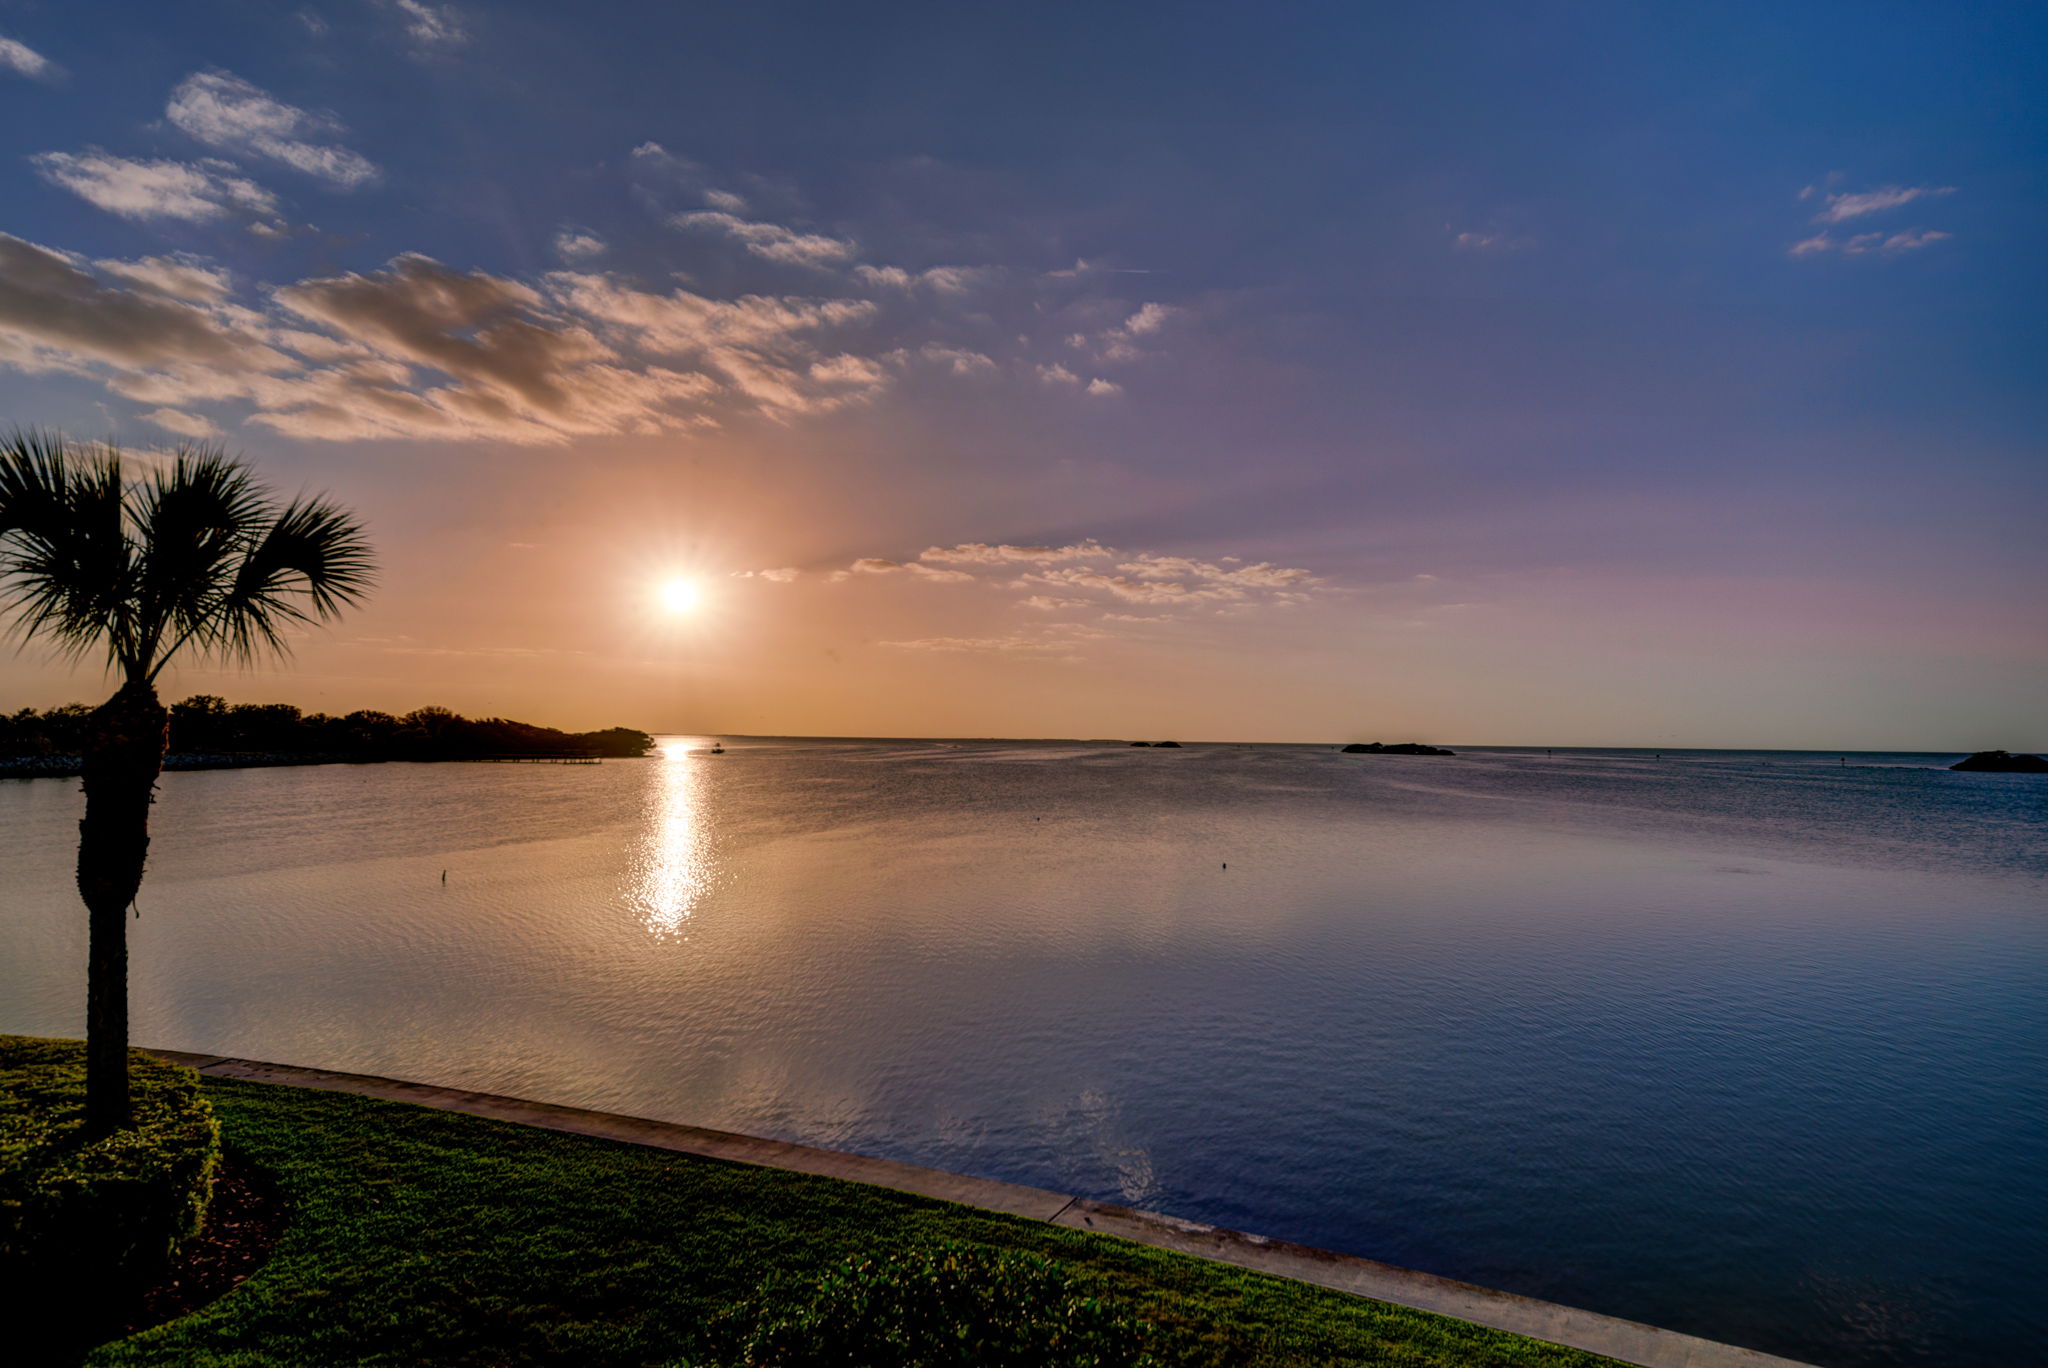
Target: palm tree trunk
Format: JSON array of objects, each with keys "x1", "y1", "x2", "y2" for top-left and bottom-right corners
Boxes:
[{"x1": 77, "y1": 680, "x2": 167, "y2": 1135}]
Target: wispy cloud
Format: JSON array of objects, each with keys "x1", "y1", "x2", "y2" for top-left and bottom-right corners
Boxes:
[
  {"x1": 828, "y1": 537, "x2": 1326, "y2": 651},
  {"x1": 382, "y1": 0, "x2": 468, "y2": 49},
  {"x1": 96, "y1": 255, "x2": 234, "y2": 302},
  {"x1": 672, "y1": 210, "x2": 856, "y2": 267},
  {"x1": 32, "y1": 151, "x2": 279, "y2": 222},
  {"x1": 0, "y1": 35, "x2": 59, "y2": 80},
  {"x1": 1070, "y1": 301, "x2": 1181, "y2": 364},
  {"x1": 855, "y1": 264, "x2": 994, "y2": 295},
  {"x1": 921, "y1": 541, "x2": 1110, "y2": 564},
  {"x1": 1448, "y1": 226, "x2": 1532, "y2": 252},
  {"x1": 913, "y1": 345, "x2": 996, "y2": 376},
  {"x1": 553, "y1": 229, "x2": 606, "y2": 260},
  {"x1": 879, "y1": 623, "x2": 1108, "y2": 657},
  {"x1": 1804, "y1": 183, "x2": 1955, "y2": 224},
  {"x1": 828, "y1": 557, "x2": 974, "y2": 583},
  {"x1": 142, "y1": 406, "x2": 223, "y2": 438},
  {"x1": 1789, "y1": 182, "x2": 1956, "y2": 260},
  {"x1": 1789, "y1": 229, "x2": 1952, "y2": 259},
  {"x1": 167, "y1": 71, "x2": 379, "y2": 187}
]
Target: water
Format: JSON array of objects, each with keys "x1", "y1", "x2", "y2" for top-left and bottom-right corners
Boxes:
[{"x1": 1, "y1": 741, "x2": 2042, "y2": 1367}]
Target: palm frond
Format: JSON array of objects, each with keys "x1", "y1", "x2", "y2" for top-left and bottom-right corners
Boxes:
[
  {"x1": 130, "y1": 446, "x2": 270, "y2": 671},
  {"x1": 0, "y1": 431, "x2": 137, "y2": 673},
  {"x1": 3, "y1": 431, "x2": 376, "y2": 682},
  {"x1": 203, "y1": 493, "x2": 377, "y2": 671}
]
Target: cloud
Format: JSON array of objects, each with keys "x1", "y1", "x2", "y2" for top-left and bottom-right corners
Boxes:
[
  {"x1": 1788, "y1": 229, "x2": 1953, "y2": 259},
  {"x1": 1070, "y1": 300, "x2": 1181, "y2": 365},
  {"x1": 0, "y1": 234, "x2": 292, "y2": 379},
  {"x1": 855, "y1": 264, "x2": 993, "y2": 294},
  {"x1": 31, "y1": 151, "x2": 279, "y2": 222},
  {"x1": 916, "y1": 345, "x2": 995, "y2": 375},
  {"x1": 672, "y1": 210, "x2": 856, "y2": 267},
  {"x1": 878, "y1": 628, "x2": 1101, "y2": 656},
  {"x1": 142, "y1": 407, "x2": 223, "y2": 439},
  {"x1": 0, "y1": 239, "x2": 747, "y2": 445},
  {"x1": 551, "y1": 272, "x2": 873, "y2": 353},
  {"x1": 1037, "y1": 362, "x2": 1119, "y2": 393},
  {"x1": 547, "y1": 270, "x2": 883, "y2": 416},
  {"x1": 920, "y1": 541, "x2": 1110, "y2": 564},
  {"x1": 266, "y1": 253, "x2": 722, "y2": 441},
  {"x1": 167, "y1": 71, "x2": 379, "y2": 187},
  {"x1": 383, "y1": 0, "x2": 467, "y2": 47},
  {"x1": 703, "y1": 188, "x2": 748, "y2": 213},
  {"x1": 835, "y1": 537, "x2": 1324, "y2": 641},
  {"x1": 553, "y1": 230, "x2": 606, "y2": 260},
  {"x1": 1120, "y1": 303, "x2": 1174, "y2": 336},
  {"x1": 1117, "y1": 554, "x2": 1317, "y2": 587},
  {"x1": 1863, "y1": 229, "x2": 1951, "y2": 253},
  {"x1": 1810, "y1": 184, "x2": 1955, "y2": 223},
  {"x1": 1018, "y1": 553, "x2": 1321, "y2": 607},
  {"x1": 1024, "y1": 567, "x2": 1210, "y2": 604},
  {"x1": 1449, "y1": 227, "x2": 1534, "y2": 252},
  {"x1": 1, "y1": 35, "x2": 59, "y2": 80},
  {"x1": 831, "y1": 557, "x2": 974, "y2": 583},
  {"x1": 758, "y1": 567, "x2": 800, "y2": 582},
  {"x1": 0, "y1": 147, "x2": 1145, "y2": 444},
  {"x1": 96, "y1": 254, "x2": 233, "y2": 302},
  {"x1": 811, "y1": 354, "x2": 886, "y2": 385}
]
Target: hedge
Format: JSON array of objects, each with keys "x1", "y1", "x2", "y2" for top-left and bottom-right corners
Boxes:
[{"x1": 0, "y1": 1036, "x2": 221, "y2": 1308}]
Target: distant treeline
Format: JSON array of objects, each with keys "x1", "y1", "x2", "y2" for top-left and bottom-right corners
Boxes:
[{"x1": 1, "y1": 697, "x2": 653, "y2": 762}]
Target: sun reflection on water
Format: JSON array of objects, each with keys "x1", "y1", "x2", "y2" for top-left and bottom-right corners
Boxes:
[{"x1": 632, "y1": 738, "x2": 719, "y2": 937}]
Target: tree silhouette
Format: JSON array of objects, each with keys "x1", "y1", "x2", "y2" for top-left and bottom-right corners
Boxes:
[{"x1": 0, "y1": 433, "x2": 373, "y2": 1132}]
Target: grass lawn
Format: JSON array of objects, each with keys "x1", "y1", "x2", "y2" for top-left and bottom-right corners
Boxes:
[{"x1": 84, "y1": 1077, "x2": 1628, "y2": 1367}]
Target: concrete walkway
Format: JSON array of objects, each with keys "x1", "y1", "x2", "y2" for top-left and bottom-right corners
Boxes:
[{"x1": 153, "y1": 1050, "x2": 1815, "y2": 1368}]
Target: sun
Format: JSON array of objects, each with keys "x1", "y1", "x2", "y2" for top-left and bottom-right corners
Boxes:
[{"x1": 658, "y1": 578, "x2": 701, "y2": 614}]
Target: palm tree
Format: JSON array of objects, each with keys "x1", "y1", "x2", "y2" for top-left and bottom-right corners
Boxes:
[{"x1": 0, "y1": 432, "x2": 374, "y2": 1134}]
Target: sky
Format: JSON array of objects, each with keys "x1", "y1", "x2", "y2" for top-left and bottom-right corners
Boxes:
[{"x1": 0, "y1": 0, "x2": 2042, "y2": 748}]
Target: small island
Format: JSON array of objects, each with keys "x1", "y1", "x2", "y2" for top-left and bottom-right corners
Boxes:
[
  {"x1": 1339, "y1": 742, "x2": 1456, "y2": 756},
  {"x1": 1949, "y1": 750, "x2": 2048, "y2": 773}
]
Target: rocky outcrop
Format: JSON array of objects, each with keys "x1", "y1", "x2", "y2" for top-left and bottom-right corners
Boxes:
[
  {"x1": 1338, "y1": 742, "x2": 1455, "y2": 756},
  {"x1": 1949, "y1": 750, "x2": 2048, "y2": 772}
]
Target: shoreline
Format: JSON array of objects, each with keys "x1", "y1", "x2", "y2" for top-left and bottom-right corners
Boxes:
[
  {"x1": 0, "y1": 752, "x2": 369, "y2": 780},
  {"x1": 149, "y1": 1048, "x2": 1815, "y2": 1368}
]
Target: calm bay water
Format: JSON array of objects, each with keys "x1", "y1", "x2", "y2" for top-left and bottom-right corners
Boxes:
[{"x1": 2, "y1": 741, "x2": 2042, "y2": 1366}]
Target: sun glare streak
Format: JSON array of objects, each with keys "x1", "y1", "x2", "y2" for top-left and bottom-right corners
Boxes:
[{"x1": 632, "y1": 738, "x2": 719, "y2": 937}]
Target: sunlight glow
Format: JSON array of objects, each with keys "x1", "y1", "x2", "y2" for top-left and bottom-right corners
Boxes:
[{"x1": 659, "y1": 578, "x2": 701, "y2": 614}]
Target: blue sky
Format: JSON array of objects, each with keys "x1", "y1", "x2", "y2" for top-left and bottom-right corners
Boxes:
[{"x1": 0, "y1": 1, "x2": 2041, "y2": 745}]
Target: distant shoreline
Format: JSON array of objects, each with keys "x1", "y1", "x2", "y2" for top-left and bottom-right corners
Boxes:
[
  {"x1": 0, "y1": 752, "x2": 641, "y2": 781},
  {"x1": 6, "y1": 741, "x2": 2034, "y2": 782}
]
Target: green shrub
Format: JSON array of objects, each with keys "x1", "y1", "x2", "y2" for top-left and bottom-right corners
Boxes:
[
  {"x1": 0, "y1": 1035, "x2": 221, "y2": 1305},
  {"x1": 730, "y1": 1241, "x2": 1153, "y2": 1368}
]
